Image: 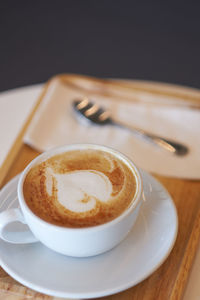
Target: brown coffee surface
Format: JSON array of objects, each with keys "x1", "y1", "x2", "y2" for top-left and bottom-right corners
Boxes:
[{"x1": 23, "y1": 149, "x2": 137, "y2": 228}]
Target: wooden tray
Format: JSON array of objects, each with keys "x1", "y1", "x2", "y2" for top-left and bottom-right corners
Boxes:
[{"x1": 1, "y1": 74, "x2": 200, "y2": 300}]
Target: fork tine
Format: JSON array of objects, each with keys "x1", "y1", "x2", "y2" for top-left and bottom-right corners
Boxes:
[
  {"x1": 73, "y1": 98, "x2": 112, "y2": 125},
  {"x1": 75, "y1": 98, "x2": 89, "y2": 109},
  {"x1": 85, "y1": 104, "x2": 99, "y2": 117},
  {"x1": 73, "y1": 98, "x2": 93, "y2": 113}
]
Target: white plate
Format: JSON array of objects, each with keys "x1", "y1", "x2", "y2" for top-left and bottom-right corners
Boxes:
[{"x1": 0, "y1": 170, "x2": 178, "y2": 299}]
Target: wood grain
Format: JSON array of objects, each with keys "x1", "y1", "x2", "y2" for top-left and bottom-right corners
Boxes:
[{"x1": 0, "y1": 74, "x2": 200, "y2": 300}]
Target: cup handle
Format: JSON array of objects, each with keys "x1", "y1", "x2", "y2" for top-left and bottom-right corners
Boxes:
[{"x1": 0, "y1": 208, "x2": 38, "y2": 244}]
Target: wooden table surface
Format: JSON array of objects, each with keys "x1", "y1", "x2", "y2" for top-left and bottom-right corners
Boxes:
[{"x1": 0, "y1": 74, "x2": 200, "y2": 300}]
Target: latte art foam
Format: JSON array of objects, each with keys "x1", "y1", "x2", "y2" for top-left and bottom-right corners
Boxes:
[
  {"x1": 46, "y1": 169, "x2": 113, "y2": 212},
  {"x1": 23, "y1": 149, "x2": 137, "y2": 227}
]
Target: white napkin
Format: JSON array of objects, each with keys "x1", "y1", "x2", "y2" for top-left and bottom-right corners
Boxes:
[
  {"x1": 24, "y1": 77, "x2": 200, "y2": 179},
  {"x1": 0, "y1": 85, "x2": 42, "y2": 168}
]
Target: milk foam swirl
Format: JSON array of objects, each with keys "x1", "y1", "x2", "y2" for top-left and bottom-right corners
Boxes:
[
  {"x1": 46, "y1": 168, "x2": 112, "y2": 213},
  {"x1": 23, "y1": 149, "x2": 136, "y2": 228}
]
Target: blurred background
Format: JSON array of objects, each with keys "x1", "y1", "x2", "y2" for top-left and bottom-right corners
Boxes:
[{"x1": 1, "y1": 0, "x2": 200, "y2": 92}]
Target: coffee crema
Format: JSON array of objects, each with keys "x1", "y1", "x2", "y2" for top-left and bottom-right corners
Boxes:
[{"x1": 23, "y1": 149, "x2": 137, "y2": 228}]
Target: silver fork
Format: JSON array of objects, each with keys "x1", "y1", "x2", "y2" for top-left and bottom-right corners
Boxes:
[{"x1": 73, "y1": 97, "x2": 189, "y2": 156}]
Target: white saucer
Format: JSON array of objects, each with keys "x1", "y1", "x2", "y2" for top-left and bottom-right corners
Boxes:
[{"x1": 0, "y1": 170, "x2": 178, "y2": 299}]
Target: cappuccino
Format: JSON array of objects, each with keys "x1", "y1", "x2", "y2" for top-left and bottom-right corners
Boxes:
[{"x1": 23, "y1": 149, "x2": 137, "y2": 228}]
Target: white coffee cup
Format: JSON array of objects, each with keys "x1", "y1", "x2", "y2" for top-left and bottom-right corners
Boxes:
[{"x1": 0, "y1": 144, "x2": 143, "y2": 257}]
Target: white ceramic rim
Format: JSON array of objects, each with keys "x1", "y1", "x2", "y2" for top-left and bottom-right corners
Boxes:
[{"x1": 18, "y1": 143, "x2": 143, "y2": 232}]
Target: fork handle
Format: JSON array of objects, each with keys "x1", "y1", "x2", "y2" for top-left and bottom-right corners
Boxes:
[{"x1": 111, "y1": 121, "x2": 188, "y2": 156}]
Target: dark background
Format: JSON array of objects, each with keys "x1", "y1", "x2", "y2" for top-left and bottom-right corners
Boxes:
[{"x1": 1, "y1": 0, "x2": 200, "y2": 92}]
